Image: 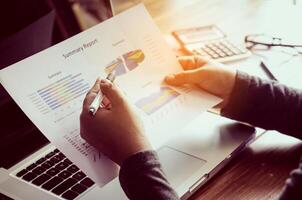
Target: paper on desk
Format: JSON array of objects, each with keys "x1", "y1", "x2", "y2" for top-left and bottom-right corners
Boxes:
[
  {"x1": 254, "y1": 47, "x2": 302, "y2": 89},
  {"x1": 0, "y1": 4, "x2": 220, "y2": 187}
]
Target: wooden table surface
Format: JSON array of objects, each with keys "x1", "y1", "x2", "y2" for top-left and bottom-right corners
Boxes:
[{"x1": 141, "y1": 0, "x2": 302, "y2": 199}]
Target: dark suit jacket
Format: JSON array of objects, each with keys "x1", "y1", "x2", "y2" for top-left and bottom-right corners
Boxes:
[{"x1": 119, "y1": 71, "x2": 302, "y2": 200}]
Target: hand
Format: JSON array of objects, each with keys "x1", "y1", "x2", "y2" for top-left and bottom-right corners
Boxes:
[
  {"x1": 165, "y1": 56, "x2": 237, "y2": 106},
  {"x1": 80, "y1": 79, "x2": 151, "y2": 165}
]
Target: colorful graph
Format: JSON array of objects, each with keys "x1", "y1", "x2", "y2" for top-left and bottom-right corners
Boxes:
[
  {"x1": 105, "y1": 49, "x2": 145, "y2": 76},
  {"x1": 36, "y1": 73, "x2": 90, "y2": 110},
  {"x1": 135, "y1": 86, "x2": 180, "y2": 115}
]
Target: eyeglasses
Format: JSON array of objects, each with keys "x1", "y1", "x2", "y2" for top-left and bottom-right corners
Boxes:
[{"x1": 245, "y1": 34, "x2": 302, "y2": 50}]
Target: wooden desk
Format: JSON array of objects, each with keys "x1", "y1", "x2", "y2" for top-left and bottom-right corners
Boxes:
[{"x1": 142, "y1": 0, "x2": 302, "y2": 199}]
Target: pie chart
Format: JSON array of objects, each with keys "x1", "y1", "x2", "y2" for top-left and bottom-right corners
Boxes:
[{"x1": 105, "y1": 49, "x2": 145, "y2": 76}]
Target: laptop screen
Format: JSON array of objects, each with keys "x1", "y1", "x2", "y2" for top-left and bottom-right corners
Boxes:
[{"x1": 0, "y1": 1, "x2": 113, "y2": 169}]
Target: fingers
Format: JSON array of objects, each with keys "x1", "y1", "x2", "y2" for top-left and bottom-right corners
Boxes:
[
  {"x1": 81, "y1": 77, "x2": 127, "y2": 116},
  {"x1": 165, "y1": 56, "x2": 208, "y2": 86},
  {"x1": 89, "y1": 78, "x2": 101, "y2": 94},
  {"x1": 178, "y1": 55, "x2": 208, "y2": 70},
  {"x1": 99, "y1": 79, "x2": 125, "y2": 107},
  {"x1": 82, "y1": 78, "x2": 101, "y2": 109},
  {"x1": 165, "y1": 69, "x2": 202, "y2": 86},
  {"x1": 101, "y1": 96, "x2": 111, "y2": 109}
]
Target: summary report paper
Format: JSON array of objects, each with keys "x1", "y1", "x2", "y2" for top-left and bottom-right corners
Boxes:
[{"x1": 0, "y1": 5, "x2": 220, "y2": 187}]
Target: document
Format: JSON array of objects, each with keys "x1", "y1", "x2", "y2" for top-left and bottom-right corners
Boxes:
[{"x1": 0, "y1": 4, "x2": 220, "y2": 187}]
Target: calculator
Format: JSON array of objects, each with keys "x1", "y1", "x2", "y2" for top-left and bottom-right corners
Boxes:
[{"x1": 172, "y1": 25, "x2": 251, "y2": 63}]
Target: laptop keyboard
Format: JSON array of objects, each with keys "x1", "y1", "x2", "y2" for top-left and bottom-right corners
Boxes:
[{"x1": 15, "y1": 149, "x2": 95, "y2": 200}]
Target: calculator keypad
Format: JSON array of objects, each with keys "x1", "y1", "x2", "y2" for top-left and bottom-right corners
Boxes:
[{"x1": 187, "y1": 39, "x2": 250, "y2": 62}]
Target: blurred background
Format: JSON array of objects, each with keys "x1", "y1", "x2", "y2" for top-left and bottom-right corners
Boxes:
[
  {"x1": 0, "y1": 0, "x2": 302, "y2": 167},
  {"x1": 0, "y1": 1, "x2": 302, "y2": 199}
]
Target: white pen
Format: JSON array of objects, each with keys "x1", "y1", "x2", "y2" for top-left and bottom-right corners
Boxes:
[{"x1": 88, "y1": 71, "x2": 115, "y2": 116}]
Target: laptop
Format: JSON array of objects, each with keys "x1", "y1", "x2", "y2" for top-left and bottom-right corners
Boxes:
[{"x1": 0, "y1": 1, "x2": 256, "y2": 200}]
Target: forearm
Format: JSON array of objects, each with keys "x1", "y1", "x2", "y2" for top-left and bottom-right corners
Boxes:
[
  {"x1": 119, "y1": 151, "x2": 179, "y2": 200},
  {"x1": 221, "y1": 71, "x2": 302, "y2": 139}
]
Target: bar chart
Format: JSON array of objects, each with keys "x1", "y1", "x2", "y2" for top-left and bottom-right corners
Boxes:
[{"x1": 28, "y1": 73, "x2": 90, "y2": 114}]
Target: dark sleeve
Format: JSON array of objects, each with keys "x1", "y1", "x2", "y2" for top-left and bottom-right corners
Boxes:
[
  {"x1": 221, "y1": 71, "x2": 302, "y2": 200},
  {"x1": 119, "y1": 150, "x2": 179, "y2": 200},
  {"x1": 279, "y1": 157, "x2": 302, "y2": 200},
  {"x1": 221, "y1": 71, "x2": 302, "y2": 139}
]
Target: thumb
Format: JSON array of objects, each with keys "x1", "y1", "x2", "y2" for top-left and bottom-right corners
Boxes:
[
  {"x1": 165, "y1": 69, "x2": 203, "y2": 86},
  {"x1": 178, "y1": 56, "x2": 208, "y2": 70},
  {"x1": 100, "y1": 79, "x2": 125, "y2": 107}
]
